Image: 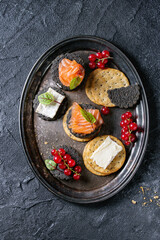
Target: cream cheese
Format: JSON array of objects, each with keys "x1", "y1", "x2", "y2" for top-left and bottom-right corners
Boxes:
[
  {"x1": 36, "y1": 87, "x2": 65, "y2": 118},
  {"x1": 90, "y1": 136, "x2": 122, "y2": 169}
]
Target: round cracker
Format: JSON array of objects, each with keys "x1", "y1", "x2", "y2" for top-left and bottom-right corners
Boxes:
[
  {"x1": 85, "y1": 69, "x2": 102, "y2": 104},
  {"x1": 85, "y1": 68, "x2": 130, "y2": 107},
  {"x1": 63, "y1": 107, "x2": 101, "y2": 142},
  {"x1": 83, "y1": 135, "x2": 126, "y2": 175},
  {"x1": 83, "y1": 141, "x2": 107, "y2": 176}
]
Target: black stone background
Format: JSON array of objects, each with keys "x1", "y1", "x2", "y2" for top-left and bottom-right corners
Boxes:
[{"x1": 0, "y1": 0, "x2": 160, "y2": 239}]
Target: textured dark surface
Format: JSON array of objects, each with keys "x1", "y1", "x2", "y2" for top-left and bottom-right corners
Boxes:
[{"x1": 0, "y1": 0, "x2": 159, "y2": 240}]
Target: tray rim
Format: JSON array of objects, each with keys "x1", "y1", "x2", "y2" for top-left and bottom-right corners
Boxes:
[{"x1": 19, "y1": 35, "x2": 149, "y2": 203}]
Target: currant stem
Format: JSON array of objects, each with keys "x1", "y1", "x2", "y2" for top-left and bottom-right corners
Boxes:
[{"x1": 97, "y1": 56, "x2": 113, "y2": 63}]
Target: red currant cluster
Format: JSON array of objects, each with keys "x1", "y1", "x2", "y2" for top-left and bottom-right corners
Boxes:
[
  {"x1": 88, "y1": 50, "x2": 111, "y2": 69},
  {"x1": 51, "y1": 148, "x2": 81, "y2": 180},
  {"x1": 120, "y1": 111, "x2": 138, "y2": 146}
]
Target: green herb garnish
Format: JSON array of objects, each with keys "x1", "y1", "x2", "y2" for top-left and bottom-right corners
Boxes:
[
  {"x1": 80, "y1": 109, "x2": 96, "y2": 124},
  {"x1": 70, "y1": 77, "x2": 81, "y2": 90},
  {"x1": 38, "y1": 92, "x2": 60, "y2": 105},
  {"x1": 45, "y1": 159, "x2": 57, "y2": 171}
]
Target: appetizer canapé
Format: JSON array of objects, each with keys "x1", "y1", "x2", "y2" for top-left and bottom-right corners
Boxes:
[
  {"x1": 51, "y1": 52, "x2": 85, "y2": 91},
  {"x1": 83, "y1": 135, "x2": 126, "y2": 176},
  {"x1": 63, "y1": 102, "x2": 104, "y2": 142},
  {"x1": 59, "y1": 58, "x2": 85, "y2": 90},
  {"x1": 33, "y1": 87, "x2": 67, "y2": 121},
  {"x1": 45, "y1": 145, "x2": 82, "y2": 181}
]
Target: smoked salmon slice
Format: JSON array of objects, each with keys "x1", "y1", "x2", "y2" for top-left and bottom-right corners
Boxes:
[
  {"x1": 69, "y1": 103, "x2": 104, "y2": 134},
  {"x1": 59, "y1": 59, "x2": 85, "y2": 87}
]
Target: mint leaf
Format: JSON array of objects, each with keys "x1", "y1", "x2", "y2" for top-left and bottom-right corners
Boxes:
[
  {"x1": 70, "y1": 77, "x2": 81, "y2": 90},
  {"x1": 80, "y1": 109, "x2": 96, "y2": 124},
  {"x1": 45, "y1": 159, "x2": 57, "y2": 171},
  {"x1": 38, "y1": 92, "x2": 55, "y2": 105}
]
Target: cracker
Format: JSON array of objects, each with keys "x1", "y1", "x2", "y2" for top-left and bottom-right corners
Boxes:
[
  {"x1": 83, "y1": 143, "x2": 107, "y2": 176},
  {"x1": 107, "y1": 85, "x2": 140, "y2": 108},
  {"x1": 85, "y1": 69, "x2": 102, "y2": 104},
  {"x1": 83, "y1": 135, "x2": 126, "y2": 175},
  {"x1": 85, "y1": 68, "x2": 130, "y2": 107},
  {"x1": 63, "y1": 107, "x2": 100, "y2": 142}
]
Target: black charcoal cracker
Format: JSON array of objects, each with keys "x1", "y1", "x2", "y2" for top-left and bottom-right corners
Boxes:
[
  {"x1": 48, "y1": 145, "x2": 82, "y2": 181},
  {"x1": 33, "y1": 87, "x2": 68, "y2": 121},
  {"x1": 107, "y1": 85, "x2": 140, "y2": 108},
  {"x1": 66, "y1": 104, "x2": 101, "y2": 139},
  {"x1": 51, "y1": 52, "x2": 84, "y2": 91}
]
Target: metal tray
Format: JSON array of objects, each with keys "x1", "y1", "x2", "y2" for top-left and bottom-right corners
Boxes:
[{"x1": 19, "y1": 36, "x2": 149, "y2": 203}]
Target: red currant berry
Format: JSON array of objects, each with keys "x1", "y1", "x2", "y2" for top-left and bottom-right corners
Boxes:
[
  {"x1": 121, "y1": 128, "x2": 126, "y2": 134},
  {"x1": 96, "y1": 52, "x2": 102, "y2": 59},
  {"x1": 130, "y1": 134, "x2": 137, "y2": 143},
  {"x1": 120, "y1": 120, "x2": 128, "y2": 127},
  {"x1": 102, "y1": 50, "x2": 110, "y2": 57},
  {"x1": 68, "y1": 159, "x2": 76, "y2": 168},
  {"x1": 51, "y1": 149, "x2": 57, "y2": 156},
  {"x1": 73, "y1": 173, "x2": 80, "y2": 180},
  {"x1": 128, "y1": 118, "x2": 133, "y2": 124},
  {"x1": 121, "y1": 134, "x2": 129, "y2": 141},
  {"x1": 88, "y1": 54, "x2": 97, "y2": 62},
  {"x1": 125, "y1": 141, "x2": 131, "y2": 146},
  {"x1": 63, "y1": 154, "x2": 71, "y2": 161},
  {"x1": 54, "y1": 155, "x2": 62, "y2": 164},
  {"x1": 89, "y1": 62, "x2": 96, "y2": 69},
  {"x1": 59, "y1": 162, "x2": 66, "y2": 170},
  {"x1": 103, "y1": 59, "x2": 108, "y2": 64},
  {"x1": 58, "y1": 148, "x2": 65, "y2": 156},
  {"x1": 124, "y1": 119, "x2": 130, "y2": 125},
  {"x1": 64, "y1": 169, "x2": 72, "y2": 176},
  {"x1": 101, "y1": 106, "x2": 110, "y2": 115},
  {"x1": 97, "y1": 61, "x2": 105, "y2": 69},
  {"x1": 121, "y1": 113, "x2": 127, "y2": 120},
  {"x1": 124, "y1": 131, "x2": 131, "y2": 137},
  {"x1": 123, "y1": 125, "x2": 129, "y2": 131},
  {"x1": 125, "y1": 111, "x2": 132, "y2": 118},
  {"x1": 129, "y1": 122, "x2": 138, "y2": 131},
  {"x1": 74, "y1": 166, "x2": 82, "y2": 173}
]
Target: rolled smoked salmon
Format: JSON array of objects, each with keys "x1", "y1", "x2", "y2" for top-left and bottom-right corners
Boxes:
[
  {"x1": 69, "y1": 102, "x2": 104, "y2": 135},
  {"x1": 59, "y1": 59, "x2": 85, "y2": 87}
]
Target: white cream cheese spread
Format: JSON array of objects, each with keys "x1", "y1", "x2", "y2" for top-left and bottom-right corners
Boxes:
[{"x1": 90, "y1": 136, "x2": 122, "y2": 169}]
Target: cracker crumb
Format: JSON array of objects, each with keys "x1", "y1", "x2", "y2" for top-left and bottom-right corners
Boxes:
[
  {"x1": 140, "y1": 186, "x2": 144, "y2": 194},
  {"x1": 44, "y1": 141, "x2": 48, "y2": 145},
  {"x1": 153, "y1": 196, "x2": 159, "y2": 199},
  {"x1": 144, "y1": 197, "x2": 146, "y2": 200},
  {"x1": 132, "y1": 200, "x2": 137, "y2": 205},
  {"x1": 142, "y1": 202, "x2": 147, "y2": 206},
  {"x1": 150, "y1": 199, "x2": 153, "y2": 202}
]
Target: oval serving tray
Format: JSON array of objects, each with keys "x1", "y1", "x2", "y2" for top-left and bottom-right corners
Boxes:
[{"x1": 19, "y1": 36, "x2": 149, "y2": 203}]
